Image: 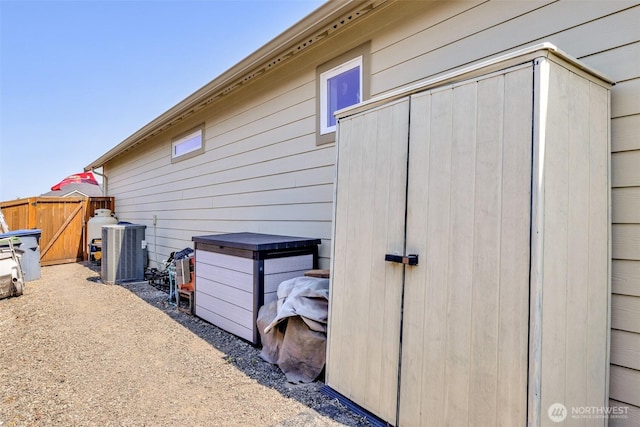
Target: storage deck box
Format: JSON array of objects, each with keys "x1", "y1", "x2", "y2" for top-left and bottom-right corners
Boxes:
[{"x1": 192, "y1": 232, "x2": 320, "y2": 344}]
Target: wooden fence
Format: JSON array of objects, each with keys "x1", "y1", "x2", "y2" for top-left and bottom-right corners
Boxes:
[{"x1": 0, "y1": 196, "x2": 115, "y2": 266}]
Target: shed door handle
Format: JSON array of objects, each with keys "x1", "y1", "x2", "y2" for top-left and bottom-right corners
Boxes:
[{"x1": 385, "y1": 253, "x2": 419, "y2": 266}]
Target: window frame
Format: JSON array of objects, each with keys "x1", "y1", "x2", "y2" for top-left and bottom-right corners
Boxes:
[
  {"x1": 316, "y1": 43, "x2": 370, "y2": 146},
  {"x1": 171, "y1": 124, "x2": 205, "y2": 163},
  {"x1": 319, "y1": 56, "x2": 363, "y2": 135}
]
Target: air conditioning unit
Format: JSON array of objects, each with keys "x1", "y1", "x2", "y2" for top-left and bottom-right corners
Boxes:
[{"x1": 101, "y1": 224, "x2": 147, "y2": 284}]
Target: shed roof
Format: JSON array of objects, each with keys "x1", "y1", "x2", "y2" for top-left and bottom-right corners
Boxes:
[{"x1": 85, "y1": 0, "x2": 385, "y2": 171}]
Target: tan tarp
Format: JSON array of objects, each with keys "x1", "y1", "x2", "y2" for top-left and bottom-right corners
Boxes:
[{"x1": 257, "y1": 276, "x2": 329, "y2": 383}]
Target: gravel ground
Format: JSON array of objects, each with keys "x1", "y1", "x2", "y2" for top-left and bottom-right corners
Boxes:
[{"x1": 0, "y1": 262, "x2": 372, "y2": 427}]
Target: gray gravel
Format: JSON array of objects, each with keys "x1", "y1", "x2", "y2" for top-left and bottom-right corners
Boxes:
[
  {"x1": 120, "y1": 272, "x2": 372, "y2": 427},
  {"x1": 0, "y1": 262, "x2": 373, "y2": 427}
]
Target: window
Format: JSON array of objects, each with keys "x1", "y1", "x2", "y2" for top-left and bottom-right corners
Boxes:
[
  {"x1": 316, "y1": 42, "x2": 370, "y2": 145},
  {"x1": 320, "y1": 56, "x2": 362, "y2": 135},
  {"x1": 171, "y1": 124, "x2": 204, "y2": 163}
]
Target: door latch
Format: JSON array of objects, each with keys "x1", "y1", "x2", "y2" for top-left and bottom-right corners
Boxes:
[{"x1": 384, "y1": 253, "x2": 419, "y2": 266}]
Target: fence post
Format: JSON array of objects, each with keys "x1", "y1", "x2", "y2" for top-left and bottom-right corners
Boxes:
[
  {"x1": 83, "y1": 198, "x2": 90, "y2": 261},
  {"x1": 28, "y1": 198, "x2": 37, "y2": 229}
]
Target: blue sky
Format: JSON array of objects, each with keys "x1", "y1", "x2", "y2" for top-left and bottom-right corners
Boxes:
[{"x1": 0, "y1": 0, "x2": 324, "y2": 201}]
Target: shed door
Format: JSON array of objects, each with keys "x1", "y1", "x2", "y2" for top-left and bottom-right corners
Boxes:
[
  {"x1": 327, "y1": 98, "x2": 410, "y2": 424},
  {"x1": 328, "y1": 66, "x2": 533, "y2": 426},
  {"x1": 400, "y1": 68, "x2": 533, "y2": 426}
]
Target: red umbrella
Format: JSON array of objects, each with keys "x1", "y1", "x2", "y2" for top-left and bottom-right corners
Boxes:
[{"x1": 51, "y1": 172, "x2": 99, "y2": 191}]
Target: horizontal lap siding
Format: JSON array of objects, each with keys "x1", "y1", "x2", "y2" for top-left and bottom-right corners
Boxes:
[
  {"x1": 107, "y1": 68, "x2": 334, "y2": 267},
  {"x1": 610, "y1": 40, "x2": 640, "y2": 408},
  {"x1": 600, "y1": 21, "x2": 640, "y2": 413},
  {"x1": 609, "y1": 399, "x2": 640, "y2": 427},
  {"x1": 370, "y1": 1, "x2": 638, "y2": 94},
  {"x1": 611, "y1": 115, "x2": 640, "y2": 153},
  {"x1": 613, "y1": 260, "x2": 640, "y2": 296}
]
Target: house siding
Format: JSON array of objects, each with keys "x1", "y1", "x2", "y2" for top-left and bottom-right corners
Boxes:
[{"x1": 102, "y1": 0, "x2": 640, "y2": 418}]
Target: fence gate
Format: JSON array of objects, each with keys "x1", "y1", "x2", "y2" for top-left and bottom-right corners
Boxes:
[{"x1": 0, "y1": 196, "x2": 115, "y2": 265}]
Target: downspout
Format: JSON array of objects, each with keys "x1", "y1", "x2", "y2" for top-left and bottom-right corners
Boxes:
[{"x1": 91, "y1": 167, "x2": 108, "y2": 196}]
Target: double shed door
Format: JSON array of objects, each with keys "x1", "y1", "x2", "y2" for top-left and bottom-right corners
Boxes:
[{"x1": 327, "y1": 65, "x2": 533, "y2": 426}]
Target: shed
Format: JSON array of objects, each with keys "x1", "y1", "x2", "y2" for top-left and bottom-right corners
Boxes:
[
  {"x1": 327, "y1": 43, "x2": 612, "y2": 426},
  {"x1": 85, "y1": 1, "x2": 640, "y2": 424}
]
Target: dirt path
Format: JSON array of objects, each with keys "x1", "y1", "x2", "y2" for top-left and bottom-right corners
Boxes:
[{"x1": 0, "y1": 263, "x2": 368, "y2": 426}]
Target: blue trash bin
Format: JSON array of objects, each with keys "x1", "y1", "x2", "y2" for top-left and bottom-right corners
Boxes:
[{"x1": 0, "y1": 229, "x2": 41, "y2": 281}]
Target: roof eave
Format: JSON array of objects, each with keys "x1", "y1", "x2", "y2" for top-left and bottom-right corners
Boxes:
[{"x1": 85, "y1": 0, "x2": 382, "y2": 171}]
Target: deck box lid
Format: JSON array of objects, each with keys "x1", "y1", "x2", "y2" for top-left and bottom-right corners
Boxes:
[{"x1": 192, "y1": 232, "x2": 320, "y2": 252}]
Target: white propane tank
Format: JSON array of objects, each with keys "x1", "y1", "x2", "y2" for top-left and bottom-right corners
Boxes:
[{"x1": 87, "y1": 209, "x2": 118, "y2": 245}]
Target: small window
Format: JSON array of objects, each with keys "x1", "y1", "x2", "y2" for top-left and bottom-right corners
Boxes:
[
  {"x1": 316, "y1": 42, "x2": 370, "y2": 146},
  {"x1": 171, "y1": 125, "x2": 204, "y2": 163},
  {"x1": 320, "y1": 56, "x2": 362, "y2": 135}
]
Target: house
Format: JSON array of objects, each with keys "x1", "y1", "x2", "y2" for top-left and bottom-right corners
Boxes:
[
  {"x1": 85, "y1": 1, "x2": 639, "y2": 425},
  {"x1": 41, "y1": 182, "x2": 104, "y2": 198}
]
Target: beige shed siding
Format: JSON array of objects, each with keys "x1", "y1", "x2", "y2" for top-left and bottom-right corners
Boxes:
[
  {"x1": 396, "y1": 67, "x2": 534, "y2": 426},
  {"x1": 102, "y1": 0, "x2": 640, "y2": 415},
  {"x1": 531, "y1": 60, "x2": 611, "y2": 425},
  {"x1": 327, "y1": 98, "x2": 409, "y2": 423}
]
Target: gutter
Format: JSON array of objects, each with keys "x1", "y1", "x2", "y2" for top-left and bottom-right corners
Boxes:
[{"x1": 84, "y1": 0, "x2": 387, "y2": 171}]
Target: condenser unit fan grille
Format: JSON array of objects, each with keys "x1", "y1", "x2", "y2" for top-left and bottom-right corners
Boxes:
[{"x1": 101, "y1": 224, "x2": 147, "y2": 284}]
